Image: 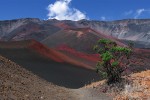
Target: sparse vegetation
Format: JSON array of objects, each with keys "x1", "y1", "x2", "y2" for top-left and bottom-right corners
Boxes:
[{"x1": 94, "y1": 39, "x2": 132, "y2": 84}]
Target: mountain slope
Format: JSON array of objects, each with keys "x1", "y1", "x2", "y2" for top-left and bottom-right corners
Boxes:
[
  {"x1": 0, "y1": 40, "x2": 101, "y2": 88},
  {"x1": 0, "y1": 55, "x2": 114, "y2": 100},
  {"x1": 77, "y1": 19, "x2": 150, "y2": 42},
  {"x1": 0, "y1": 18, "x2": 150, "y2": 48},
  {"x1": 0, "y1": 18, "x2": 61, "y2": 41},
  {"x1": 0, "y1": 55, "x2": 78, "y2": 99},
  {"x1": 42, "y1": 28, "x2": 126, "y2": 53},
  {"x1": 42, "y1": 28, "x2": 100, "y2": 53}
]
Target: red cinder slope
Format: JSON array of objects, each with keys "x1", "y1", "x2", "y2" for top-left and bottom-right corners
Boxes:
[
  {"x1": 54, "y1": 22, "x2": 73, "y2": 29},
  {"x1": 56, "y1": 44, "x2": 100, "y2": 62},
  {"x1": 42, "y1": 27, "x2": 127, "y2": 54},
  {"x1": 28, "y1": 40, "x2": 63, "y2": 63},
  {"x1": 0, "y1": 40, "x2": 93, "y2": 69},
  {"x1": 28, "y1": 40, "x2": 93, "y2": 69},
  {"x1": 66, "y1": 27, "x2": 127, "y2": 47}
]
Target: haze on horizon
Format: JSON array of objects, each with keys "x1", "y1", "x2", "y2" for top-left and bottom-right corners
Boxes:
[{"x1": 0, "y1": 0, "x2": 150, "y2": 21}]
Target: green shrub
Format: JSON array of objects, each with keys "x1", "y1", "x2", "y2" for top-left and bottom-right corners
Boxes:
[{"x1": 94, "y1": 39, "x2": 132, "y2": 84}]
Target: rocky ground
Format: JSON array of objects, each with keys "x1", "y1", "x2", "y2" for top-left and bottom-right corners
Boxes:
[
  {"x1": 0, "y1": 55, "x2": 112, "y2": 100},
  {"x1": 84, "y1": 70, "x2": 150, "y2": 100},
  {"x1": 0, "y1": 55, "x2": 78, "y2": 100},
  {"x1": 115, "y1": 70, "x2": 150, "y2": 100},
  {"x1": 0, "y1": 54, "x2": 149, "y2": 100}
]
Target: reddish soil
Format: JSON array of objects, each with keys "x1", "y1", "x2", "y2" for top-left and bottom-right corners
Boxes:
[
  {"x1": 28, "y1": 40, "x2": 95, "y2": 69},
  {"x1": 0, "y1": 55, "x2": 78, "y2": 100},
  {"x1": 55, "y1": 22, "x2": 73, "y2": 29},
  {"x1": 0, "y1": 55, "x2": 112, "y2": 100},
  {"x1": 29, "y1": 40, "x2": 63, "y2": 63},
  {"x1": 0, "y1": 40, "x2": 93, "y2": 69},
  {"x1": 67, "y1": 27, "x2": 127, "y2": 47},
  {"x1": 0, "y1": 40, "x2": 101, "y2": 88},
  {"x1": 56, "y1": 44, "x2": 100, "y2": 62}
]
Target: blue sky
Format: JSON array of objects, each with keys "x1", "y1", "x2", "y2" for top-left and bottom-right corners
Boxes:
[{"x1": 0, "y1": 0, "x2": 150, "y2": 21}]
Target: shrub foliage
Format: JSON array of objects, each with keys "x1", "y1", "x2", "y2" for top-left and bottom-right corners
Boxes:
[{"x1": 93, "y1": 39, "x2": 132, "y2": 84}]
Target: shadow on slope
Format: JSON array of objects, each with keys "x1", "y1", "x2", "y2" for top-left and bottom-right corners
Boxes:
[{"x1": 0, "y1": 40, "x2": 101, "y2": 89}]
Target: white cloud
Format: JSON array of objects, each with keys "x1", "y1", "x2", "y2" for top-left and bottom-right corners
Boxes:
[
  {"x1": 134, "y1": 9, "x2": 145, "y2": 18},
  {"x1": 47, "y1": 0, "x2": 87, "y2": 21},
  {"x1": 134, "y1": 8, "x2": 150, "y2": 18},
  {"x1": 101, "y1": 16, "x2": 106, "y2": 21},
  {"x1": 124, "y1": 9, "x2": 150, "y2": 19}
]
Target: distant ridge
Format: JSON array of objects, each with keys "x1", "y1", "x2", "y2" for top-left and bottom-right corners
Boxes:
[{"x1": 0, "y1": 18, "x2": 150, "y2": 49}]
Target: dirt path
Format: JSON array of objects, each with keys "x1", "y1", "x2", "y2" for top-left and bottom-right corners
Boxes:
[{"x1": 73, "y1": 88, "x2": 112, "y2": 100}]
